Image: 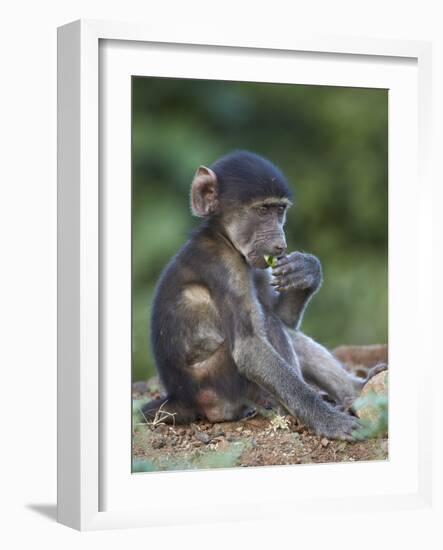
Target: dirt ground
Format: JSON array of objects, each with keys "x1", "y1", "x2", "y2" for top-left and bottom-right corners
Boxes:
[{"x1": 132, "y1": 344, "x2": 388, "y2": 472}]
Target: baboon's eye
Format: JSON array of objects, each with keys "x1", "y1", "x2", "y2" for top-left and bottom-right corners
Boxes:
[
  {"x1": 277, "y1": 205, "x2": 285, "y2": 215},
  {"x1": 257, "y1": 205, "x2": 269, "y2": 216}
]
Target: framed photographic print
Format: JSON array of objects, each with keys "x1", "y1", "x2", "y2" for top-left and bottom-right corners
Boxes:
[{"x1": 57, "y1": 19, "x2": 434, "y2": 531}]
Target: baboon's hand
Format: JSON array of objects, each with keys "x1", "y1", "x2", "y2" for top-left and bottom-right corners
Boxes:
[
  {"x1": 312, "y1": 407, "x2": 361, "y2": 441},
  {"x1": 271, "y1": 252, "x2": 322, "y2": 293}
]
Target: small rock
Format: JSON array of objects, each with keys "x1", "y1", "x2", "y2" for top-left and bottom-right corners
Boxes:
[
  {"x1": 152, "y1": 436, "x2": 166, "y2": 449},
  {"x1": 154, "y1": 424, "x2": 168, "y2": 434},
  {"x1": 321, "y1": 438, "x2": 329, "y2": 447},
  {"x1": 194, "y1": 430, "x2": 211, "y2": 444},
  {"x1": 132, "y1": 381, "x2": 148, "y2": 394}
]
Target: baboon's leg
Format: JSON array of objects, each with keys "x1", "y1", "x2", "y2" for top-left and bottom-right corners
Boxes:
[
  {"x1": 287, "y1": 330, "x2": 363, "y2": 408},
  {"x1": 188, "y1": 343, "x2": 253, "y2": 423}
]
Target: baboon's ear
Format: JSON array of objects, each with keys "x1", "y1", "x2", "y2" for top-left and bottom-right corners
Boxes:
[{"x1": 190, "y1": 166, "x2": 219, "y2": 217}]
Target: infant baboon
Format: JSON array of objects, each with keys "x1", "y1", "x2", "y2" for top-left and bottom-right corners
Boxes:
[{"x1": 143, "y1": 151, "x2": 385, "y2": 439}]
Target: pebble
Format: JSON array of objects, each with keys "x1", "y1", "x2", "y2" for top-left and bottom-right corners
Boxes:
[
  {"x1": 194, "y1": 430, "x2": 211, "y2": 444},
  {"x1": 152, "y1": 437, "x2": 166, "y2": 449},
  {"x1": 321, "y1": 438, "x2": 329, "y2": 447},
  {"x1": 155, "y1": 424, "x2": 168, "y2": 434},
  {"x1": 132, "y1": 381, "x2": 148, "y2": 394}
]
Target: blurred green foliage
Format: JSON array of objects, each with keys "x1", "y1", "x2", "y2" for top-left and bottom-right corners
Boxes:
[{"x1": 132, "y1": 77, "x2": 388, "y2": 382}]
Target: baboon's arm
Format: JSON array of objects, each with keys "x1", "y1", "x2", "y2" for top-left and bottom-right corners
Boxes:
[
  {"x1": 216, "y1": 288, "x2": 359, "y2": 440},
  {"x1": 271, "y1": 252, "x2": 323, "y2": 329}
]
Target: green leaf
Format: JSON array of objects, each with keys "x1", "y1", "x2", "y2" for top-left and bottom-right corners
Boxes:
[{"x1": 264, "y1": 255, "x2": 278, "y2": 268}]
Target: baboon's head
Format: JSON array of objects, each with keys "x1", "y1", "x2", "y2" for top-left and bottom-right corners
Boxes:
[{"x1": 190, "y1": 150, "x2": 292, "y2": 268}]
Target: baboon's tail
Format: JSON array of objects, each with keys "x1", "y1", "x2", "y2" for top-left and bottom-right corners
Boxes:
[
  {"x1": 139, "y1": 396, "x2": 198, "y2": 425},
  {"x1": 361, "y1": 362, "x2": 388, "y2": 385},
  {"x1": 352, "y1": 362, "x2": 388, "y2": 394}
]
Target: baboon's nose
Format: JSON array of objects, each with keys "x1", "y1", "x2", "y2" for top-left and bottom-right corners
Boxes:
[{"x1": 272, "y1": 242, "x2": 286, "y2": 256}]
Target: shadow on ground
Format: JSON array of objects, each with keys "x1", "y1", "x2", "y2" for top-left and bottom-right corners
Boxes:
[{"x1": 26, "y1": 504, "x2": 57, "y2": 522}]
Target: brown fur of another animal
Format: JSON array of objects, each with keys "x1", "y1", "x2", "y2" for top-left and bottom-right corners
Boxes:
[{"x1": 333, "y1": 344, "x2": 388, "y2": 368}]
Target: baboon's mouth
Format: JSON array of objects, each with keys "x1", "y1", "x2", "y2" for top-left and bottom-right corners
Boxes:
[
  {"x1": 246, "y1": 252, "x2": 268, "y2": 269},
  {"x1": 264, "y1": 255, "x2": 278, "y2": 268}
]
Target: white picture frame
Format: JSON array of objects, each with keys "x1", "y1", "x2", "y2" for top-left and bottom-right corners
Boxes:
[{"x1": 57, "y1": 19, "x2": 434, "y2": 531}]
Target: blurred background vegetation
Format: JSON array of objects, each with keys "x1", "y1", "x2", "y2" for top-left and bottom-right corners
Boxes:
[{"x1": 132, "y1": 77, "x2": 388, "y2": 382}]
